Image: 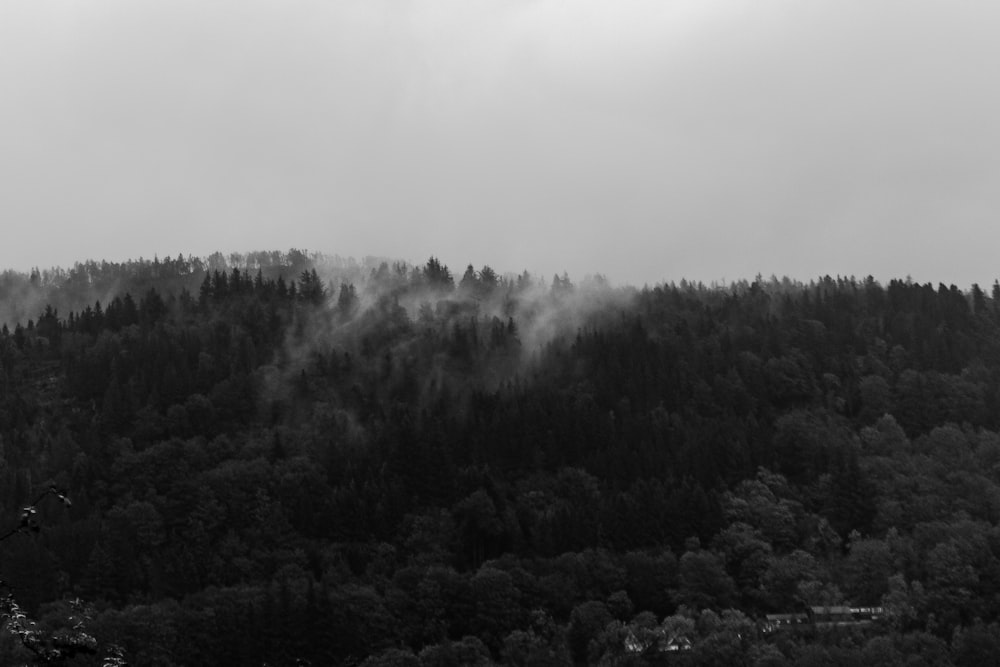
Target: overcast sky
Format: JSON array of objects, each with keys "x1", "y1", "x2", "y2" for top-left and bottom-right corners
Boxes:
[{"x1": 2, "y1": 1, "x2": 998, "y2": 287}]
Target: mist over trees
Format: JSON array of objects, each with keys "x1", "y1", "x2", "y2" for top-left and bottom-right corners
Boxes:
[{"x1": 3, "y1": 251, "x2": 1000, "y2": 663}]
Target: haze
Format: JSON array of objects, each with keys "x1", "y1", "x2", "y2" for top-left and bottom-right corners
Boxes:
[{"x1": 2, "y1": 1, "x2": 998, "y2": 287}]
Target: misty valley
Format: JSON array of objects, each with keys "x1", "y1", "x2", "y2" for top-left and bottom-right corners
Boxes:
[{"x1": 2, "y1": 250, "x2": 1000, "y2": 665}]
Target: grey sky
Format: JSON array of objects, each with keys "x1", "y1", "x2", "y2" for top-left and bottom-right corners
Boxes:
[{"x1": 2, "y1": 1, "x2": 998, "y2": 287}]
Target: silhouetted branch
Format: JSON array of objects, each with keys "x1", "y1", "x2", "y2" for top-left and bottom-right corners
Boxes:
[
  {"x1": 0, "y1": 488, "x2": 104, "y2": 664},
  {"x1": 0, "y1": 486, "x2": 72, "y2": 546}
]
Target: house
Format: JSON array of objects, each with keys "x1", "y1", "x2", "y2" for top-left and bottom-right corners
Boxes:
[
  {"x1": 763, "y1": 606, "x2": 886, "y2": 634},
  {"x1": 762, "y1": 613, "x2": 809, "y2": 634},
  {"x1": 810, "y1": 606, "x2": 855, "y2": 627},
  {"x1": 624, "y1": 629, "x2": 693, "y2": 654}
]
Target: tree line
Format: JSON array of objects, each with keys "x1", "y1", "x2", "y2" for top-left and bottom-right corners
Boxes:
[{"x1": 2, "y1": 256, "x2": 1000, "y2": 664}]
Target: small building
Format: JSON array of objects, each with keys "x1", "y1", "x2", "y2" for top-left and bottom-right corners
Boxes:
[
  {"x1": 849, "y1": 606, "x2": 885, "y2": 621},
  {"x1": 662, "y1": 635, "x2": 693, "y2": 652},
  {"x1": 624, "y1": 629, "x2": 693, "y2": 654},
  {"x1": 762, "y1": 605, "x2": 886, "y2": 634},
  {"x1": 763, "y1": 613, "x2": 809, "y2": 634},
  {"x1": 810, "y1": 606, "x2": 855, "y2": 627}
]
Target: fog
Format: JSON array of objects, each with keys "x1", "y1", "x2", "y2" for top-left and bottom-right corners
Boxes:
[{"x1": 2, "y1": 1, "x2": 999, "y2": 286}]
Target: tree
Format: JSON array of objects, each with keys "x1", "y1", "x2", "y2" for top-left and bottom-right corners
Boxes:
[
  {"x1": 459, "y1": 265, "x2": 480, "y2": 296},
  {"x1": 760, "y1": 550, "x2": 821, "y2": 610},
  {"x1": 299, "y1": 269, "x2": 326, "y2": 305},
  {"x1": 971, "y1": 283, "x2": 987, "y2": 316},
  {"x1": 551, "y1": 273, "x2": 573, "y2": 295},
  {"x1": 858, "y1": 375, "x2": 892, "y2": 423},
  {"x1": 952, "y1": 620, "x2": 1000, "y2": 667},
  {"x1": 502, "y1": 627, "x2": 571, "y2": 667},
  {"x1": 479, "y1": 266, "x2": 499, "y2": 296},
  {"x1": 841, "y1": 537, "x2": 893, "y2": 605},
  {"x1": 622, "y1": 550, "x2": 677, "y2": 616},
  {"x1": 568, "y1": 601, "x2": 613, "y2": 664},
  {"x1": 337, "y1": 283, "x2": 359, "y2": 318},
  {"x1": 676, "y1": 547, "x2": 736, "y2": 610},
  {"x1": 468, "y1": 567, "x2": 522, "y2": 651},
  {"x1": 691, "y1": 609, "x2": 756, "y2": 667},
  {"x1": 139, "y1": 288, "x2": 168, "y2": 326},
  {"x1": 712, "y1": 523, "x2": 772, "y2": 606},
  {"x1": 423, "y1": 257, "x2": 454, "y2": 290},
  {"x1": 419, "y1": 636, "x2": 493, "y2": 667},
  {"x1": 453, "y1": 489, "x2": 507, "y2": 568}
]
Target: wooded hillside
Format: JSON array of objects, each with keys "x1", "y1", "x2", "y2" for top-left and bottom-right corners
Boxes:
[{"x1": 2, "y1": 252, "x2": 1000, "y2": 665}]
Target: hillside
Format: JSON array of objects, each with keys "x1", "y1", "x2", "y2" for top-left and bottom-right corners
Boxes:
[{"x1": 2, "y1": 253, "x2": 1000, "y2": 664}]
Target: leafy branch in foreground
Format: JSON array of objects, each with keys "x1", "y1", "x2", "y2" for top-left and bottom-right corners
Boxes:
[
  {"x1": 0, "y1": 486, "x2": 118, "y2": 665},
  {"x1": 0, "y1": 487, "x2": 72, "y2": 544}
]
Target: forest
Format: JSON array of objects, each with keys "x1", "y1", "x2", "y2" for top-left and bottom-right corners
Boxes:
[{"x1": 2, "y1": 250, "x2": 1000, "y2": 665}]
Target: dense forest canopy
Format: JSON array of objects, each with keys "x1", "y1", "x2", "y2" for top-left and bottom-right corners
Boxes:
[{"x1": 2, "y1": 250, "x2": 1000, "y2": 664}]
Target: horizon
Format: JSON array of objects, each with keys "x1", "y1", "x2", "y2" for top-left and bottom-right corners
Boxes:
[
  {"x1": 3, "y1": 247, "x2": 998, "y2": 294},
  {"x1": 3, "y1": 2, "x2": 1000, "y2": 288}
]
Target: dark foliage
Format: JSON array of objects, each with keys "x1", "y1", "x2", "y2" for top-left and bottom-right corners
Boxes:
[{"x1": 2, "y1": 258, "x2": 1000, "y2": 664}]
